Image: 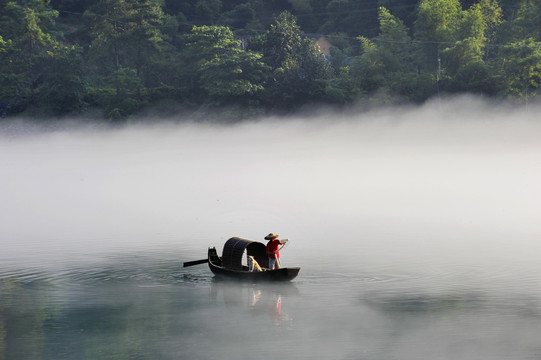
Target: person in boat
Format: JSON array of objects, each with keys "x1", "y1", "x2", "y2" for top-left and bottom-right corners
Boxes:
[{"x1": 265, "y1": 233, "x2": 289, "y2": 269}]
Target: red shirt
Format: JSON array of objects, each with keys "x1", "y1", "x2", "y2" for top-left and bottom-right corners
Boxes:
[{"x1": 266, "y1": 239, "x2": 281, "y2": 259}]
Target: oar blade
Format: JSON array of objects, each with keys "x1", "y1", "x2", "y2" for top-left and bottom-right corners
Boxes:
[{"x1": 183, "y1": 258, "x2": 208, "y2": 267}]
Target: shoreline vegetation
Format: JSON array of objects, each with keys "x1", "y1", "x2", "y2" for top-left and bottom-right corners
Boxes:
[{"x1": 0, "y1": 0, "x2": 540, "y2": 122}]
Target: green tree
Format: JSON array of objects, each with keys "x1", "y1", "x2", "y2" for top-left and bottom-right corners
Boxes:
[
  {"x1": 476, "y1": 0, "x2": 503, "y2": 58},
  {"x1": 0, "y1": 0, "x2": 69, "y2": 115},
  {"x1": 183, "y1": 25, "x2": 239, "y2": 63},
  {"x1": 87, "y1": 0, "x2": 166, "y2": 78},
  {"x1": 188, "y1": 27, "x2": 270, "y2": 104},
  {"x1": 86, "y1": 0, "x2": 167, "y2": 116},
  {"x1": 179, "y1": 24, "x2": 272, "y2": 118},
  {"x1": 350, "y1": 37, "x2": 388, "y2": 94},
  {"x1": 255, "y1": 11, "x2": 302, "y2": 70},
  {"x1": 219, "y1": 2, "x2": 256, "y2": 30},
  {"x1": 0, "y1": 0, "x2": 58, "y2": 41},
  {"x1": 193, "y1": 0, "x2": 222, "y2": 24},
  {"x1": 86, "y1": 0, "x2": 131, "y2": 76},
  {"x1": 376, "y1": 7, "x2": 415, "y2": 70},
  {"x1": 442, "y1": 4, "x2": 487, "y2": 76},
  {"x1": 506, "y1": 0, "x2": 541, "y2": 41},
  {"x1": 439, "y1": 0, "x2": 503, "y2": 93},
  {"x1": 414, "y1": 0, "x2": 462, "y2": 71},
  {"x1": 351, "y1": 8, "x2": 431, "y2": 101},
  {"x1": 497, "y1": 38, "x2": 541, "y2": 102},
  {"x1": 38, "y1": 45, "x2": 87, "y2": 114},
  {"x1": 0, "y1": 1, "x2": 59, "y2": 104},
  {"x1": 445, "y1": 61, "x2": 496, "y2": 94},
  {"x1": 322, "y1": 66, "x2": 361, "y2": 104},
  {"x1": 181, "y1": 25, "x2": 242, "y2": 101},
  {"x1": 199, "y1": 51, "x2": 269, "y2": 100},
  {"x1": 127, "y1": 0, "x2": 168, "y2": 78},
  {"x1": 320, "y1": 0, "x2": 380, "y2": 37},
  {"x1": 253, "y1": 11, "x2": 333, "y2": 108},
  {"x1": 0, "y1": 36, "x2": 20, "y2": 115}
]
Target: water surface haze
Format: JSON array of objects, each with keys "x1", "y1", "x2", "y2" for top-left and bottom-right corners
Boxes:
[{"x1": 1, "y1": 97, "x2": 540, "y2": 359}]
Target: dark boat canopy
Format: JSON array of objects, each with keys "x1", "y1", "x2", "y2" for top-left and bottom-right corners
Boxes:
[{"x1": 222, "y1": 237, "x2": 269, "y2": 270}]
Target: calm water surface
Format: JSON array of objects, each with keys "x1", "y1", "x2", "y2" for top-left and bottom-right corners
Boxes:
[
  {"x1": 1, "y1": 101, "x2": 540, "y2": 359},
  {"x1": 1, "y1": 242, "x2": 540, "y2": 360}
]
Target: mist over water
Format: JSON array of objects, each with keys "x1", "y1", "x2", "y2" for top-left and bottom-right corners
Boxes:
[{"x1": 1, "y1": 97, "x2": 541, "y2": 359}]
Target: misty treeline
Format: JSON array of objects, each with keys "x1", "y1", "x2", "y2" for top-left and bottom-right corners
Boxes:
[{"x1": 0, "y1": 0, "x2": 540, "y2": 120}]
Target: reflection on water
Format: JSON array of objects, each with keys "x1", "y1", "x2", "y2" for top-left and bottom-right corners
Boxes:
[
  {"x1": 1, "y1": 252, "x2": 541, "y2": 360},
  {"x1": 210, "y1": 279, "x2": 297, "y2": 327},
  {"x1": 0, "y1": 256, "x2": 300, "y2": 360}
]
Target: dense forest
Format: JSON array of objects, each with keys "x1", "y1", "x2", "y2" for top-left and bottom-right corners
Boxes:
[{"x1": 0, "y1": 0, "x2": 540, "y2": 120}]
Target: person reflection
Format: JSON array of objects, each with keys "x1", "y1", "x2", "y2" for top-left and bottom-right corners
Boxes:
[{"x1": 269, "y1": 294, "x2": 283, "y2": 326}]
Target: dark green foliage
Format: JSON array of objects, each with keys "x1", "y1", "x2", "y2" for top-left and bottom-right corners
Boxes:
[
  {"x1": 219, "y1": 3, "x2": 257, "y2": 31},
  {"x1": 187, "y1": 26, "x2": 270, "y2": 105},
  {"x1": 252, "y1": 11, "x2": 334, "y2": 109},
  {"x1": 495, "y1": 38, "x2": 541, "y2": 102},
  {"x1": 38, "y1": 45, "x2": 88, "y2": 114},
  {"x1": 443, "y1": 61, "x2": 498, "y2": 94},
  {"x1": 0, "y1": 0, "x2": 540, "y2": 119},
  {"x1": 322, "y1": 66, "x2": 362, "y2": 103},
  {"x1": 319, "y1": 0, "x2": 380, "y2": 37},
  {"x1": 257, "y1": 11, "x2": 303, "y2": 70}
]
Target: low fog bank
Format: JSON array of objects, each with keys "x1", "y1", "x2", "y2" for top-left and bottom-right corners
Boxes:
[{"x1": 1, "y1": 96, "x2": 540, "y2": 272}]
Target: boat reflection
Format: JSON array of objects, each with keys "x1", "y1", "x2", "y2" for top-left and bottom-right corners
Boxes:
[{"x1": 210, "y1": 279, "x2": 298, "y2": 327}]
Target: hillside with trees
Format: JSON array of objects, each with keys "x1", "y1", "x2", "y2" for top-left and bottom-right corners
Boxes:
[{"x1": 0, "y1": 0, "x2": 540, "y2": 120}]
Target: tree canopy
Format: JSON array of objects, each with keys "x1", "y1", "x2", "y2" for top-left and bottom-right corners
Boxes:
[{"x1": 0, "y1": 0, "x2": 540, "y2": 120}]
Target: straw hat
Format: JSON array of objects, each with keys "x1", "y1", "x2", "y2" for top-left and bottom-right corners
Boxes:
[{"x1": 264, "y1": 233, "x2": 279, "y2": 240}]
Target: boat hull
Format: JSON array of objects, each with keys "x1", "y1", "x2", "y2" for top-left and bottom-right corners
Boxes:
[{"x1": 208, "y1": 248, "x2": 299, "y2": 281}]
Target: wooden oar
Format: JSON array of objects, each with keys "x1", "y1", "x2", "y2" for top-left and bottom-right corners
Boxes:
[{"x1": 183, "y1": 258, "x2": 208, "y2": 267}]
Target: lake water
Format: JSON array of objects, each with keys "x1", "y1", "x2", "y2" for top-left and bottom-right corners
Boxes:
[{"x1": 1, "y1": 98, "x2": 541, "y2": 359}]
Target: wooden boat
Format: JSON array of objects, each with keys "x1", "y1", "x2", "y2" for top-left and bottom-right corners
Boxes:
[{"x1": 185, "y1": 237, "x2": 300, "y2": 281}]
